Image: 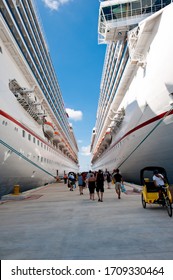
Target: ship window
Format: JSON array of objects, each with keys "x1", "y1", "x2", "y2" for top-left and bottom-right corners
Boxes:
[
  {"x1": 37, "y1": 140, "x2": 39, "y2": 145},
  {"x1": 33, "y1": 137, "x2": 36, "y2": 143},
  {"x1": 2, "y1": 120, "x2": 7, "y2": 126},
  {"x1": 41, "y1": 157, "x2": 43, "y2": 162},
  {"x1": 41, "y1": 142, "x2": 43, "y2": 148},
  {"x1": 102, "y1": 6, "x2": 111, "y2": 21},
  {"x1": 22, "y1": 130, "x2": 25, "y2": 137},
  {"x1": 37, "y1": 156, "x2": 39, "y2": 161},
  {"x1": 28, "y1": 134, "x2": 31, "y2": 141}
]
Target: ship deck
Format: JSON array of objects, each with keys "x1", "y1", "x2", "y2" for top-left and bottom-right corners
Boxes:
[{"x1": 0, "y1": 182, "x2": 173, "y2": 260}]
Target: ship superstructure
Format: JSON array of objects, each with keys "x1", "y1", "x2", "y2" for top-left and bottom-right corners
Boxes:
[
  {"x1": 91, "y1": 0, "x2": 173, "y2": 184},
  {"x1": 0, "y1": 0, "x2": 78, "y2": 196}
]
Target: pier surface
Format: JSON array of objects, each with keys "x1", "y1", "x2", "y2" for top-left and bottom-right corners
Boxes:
[{"x1": 0, "y1": 182, "x2": 173, "y2": 260}]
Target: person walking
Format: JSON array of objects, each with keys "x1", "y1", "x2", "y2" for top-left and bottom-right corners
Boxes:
[
  {"x1": 78, "y1": 173, "x2": 84, "y2": 195},
  {"x1": 68, "y1": 172, "x2": 76, "y2": 191},
  {"x1": 112, "y1": 169, "x2": 123, "y2": 199},
  {"x1": 96, "y1": 169, "x2": 104, "y2": 202},
  {"x1": 81, "y1": 172, "x2": 87, "y2": 189},
  {"x1": 106, "y1": 171, "x2": 112, "y2": 189},
  {"x1": 86, "y1": 170, "x2": 93, "y2": 188},
  {"x1": 88, "y1": 172, "x2": 96, "y2": 200},
  {"x1": 63, "y1": 173, "x2": 68, "y2": 184}
]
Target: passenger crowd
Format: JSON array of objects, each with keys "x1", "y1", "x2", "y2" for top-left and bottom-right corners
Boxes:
[{"x1": 63, "y1": 169, "x2": 125, "y2": 202}]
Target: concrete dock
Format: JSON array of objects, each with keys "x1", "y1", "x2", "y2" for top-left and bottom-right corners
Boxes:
[{"x1": 0, "y1": 182, "x2": 173, "y2": 260}]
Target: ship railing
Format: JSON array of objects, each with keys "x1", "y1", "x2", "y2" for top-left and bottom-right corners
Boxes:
[
  {"x1": 2, "y1": 1, "x2": 67, "y2": 138},
  {"x1": 12, "y1": 88, "x2": 45, "y2": 123},
  {"x1": 31, "y1": 0, "x2": 49, "y2": 52},
  {"x1": 99, "y1": 3, "x2": 168, "y2": 36},
  {"x1": 108, "y1": 107, "x2": 125, "y2": 133},
  {"x1": 100, "y1": 3, "x2": 167, "y2": 23}
]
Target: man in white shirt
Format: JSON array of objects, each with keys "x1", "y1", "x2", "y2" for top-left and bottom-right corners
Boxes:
[
  {"x1": 153, "y1": 170, "x2": 165, "y2": 187},
  {"x1": 153, "y1": 170, "x2": 165, "y2": 200}
]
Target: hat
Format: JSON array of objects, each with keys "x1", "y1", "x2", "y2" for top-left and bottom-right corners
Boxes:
[{"x1": 153, "y1": 170, "x2": 159, "y2": 175}]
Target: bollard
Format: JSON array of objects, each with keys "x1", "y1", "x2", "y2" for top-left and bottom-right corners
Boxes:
[{"x1": 13, "y1": 185, "x2": 20, "y2": 195}]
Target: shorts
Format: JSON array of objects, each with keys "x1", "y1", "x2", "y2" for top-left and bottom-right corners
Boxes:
[
  {"x1": 115, "y1": 182, "x2": 121, "y2": 191},
  {"x1": 89, "y1": 186, "x2": 95, "y2": 194},
  {"x1": 96, "y1": 184, "x2": 104, "y2": 193}
]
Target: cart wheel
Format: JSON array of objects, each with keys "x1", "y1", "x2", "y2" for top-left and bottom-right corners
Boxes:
[
  {"x1": 141, "y1": 194, "x2": 146, "y2": 208},
  {"x1": 165, "y1": 197, "x2": 172, "y2": 217}
]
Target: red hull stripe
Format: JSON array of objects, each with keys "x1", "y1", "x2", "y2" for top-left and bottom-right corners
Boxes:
[
  {"x1": 1, "y1": 109, "x2": 173, "y2": 152},
  {"x1": 0, "y1": 109, "x2": 52, "y2": 148},
  {"x1": 110, "y1": 110, "x2": 173, "y2": 149}
]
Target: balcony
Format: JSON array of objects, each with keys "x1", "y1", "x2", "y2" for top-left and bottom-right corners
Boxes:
[{"x1": 98, "y1": 0, "x2": 170, "y2": 44}]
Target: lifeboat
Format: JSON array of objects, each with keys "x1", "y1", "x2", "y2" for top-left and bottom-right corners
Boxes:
[
  {"x1": 104, "y1": 132, "x2": 112, "y2": 145},
  {"x1": 53, "y1": 131, "x2": 61, "y2": 144},
  {"x1": 43, "y1": 121, "x2": 54, "y2": 139},
  {"x1": 63, "y1": 148, "x2": 68, "y2": 154},
  {"x1": 98, "y1": 132, "x2": 112, "y2": 153},
  {"x1": 63, "y1": 145, "x2": 68, "y2": 152},
  {"x1": 59, "y1": 140, "x2": 65, "y2": 149}
]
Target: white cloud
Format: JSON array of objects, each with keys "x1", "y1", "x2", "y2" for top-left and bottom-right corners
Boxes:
[
  {"x1": 42, "y1": 0, "x2": 72, "y2": 11},
  {"x1": 78, "y1": 154, "x2": 91, "y2": 171},
  {"x1": 78, "y1": 139, "x2": 83, "y2": 143},
  {"x1": 80, "y1": 145, "x2": 91, "y2": 156},
  {"x1": 66, "y1": 108, "x2": 83, "y2": 121}
]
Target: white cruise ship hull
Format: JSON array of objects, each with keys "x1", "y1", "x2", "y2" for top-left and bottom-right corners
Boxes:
[
  {"x1": 0, "y1": 1, "x2": 78, "y2": 196},
  {"x1": 92, "y1": 4, "x2": 173, "y2": 184},
  {"x1": 0, "y1": 109, "x2": 77, "y2": 195}
]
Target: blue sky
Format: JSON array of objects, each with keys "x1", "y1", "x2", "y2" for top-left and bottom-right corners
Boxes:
[{"x1": 36, "y1": 0, "x2": 106, "y2": 171}]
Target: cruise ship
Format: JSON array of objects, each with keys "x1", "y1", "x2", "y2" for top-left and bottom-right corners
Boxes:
[
  {"x1": 91, "y1": 0, "x2": 173, "y2": 184},
  {"x1": 0, "y1": 0, "x2": 79, "y2": 196}
]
